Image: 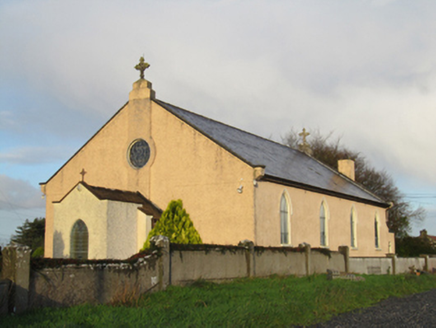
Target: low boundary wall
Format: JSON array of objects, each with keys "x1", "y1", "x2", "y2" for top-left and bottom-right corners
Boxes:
[{"x1": 1, "y1": 237, "x2": 435, "y2": 314}]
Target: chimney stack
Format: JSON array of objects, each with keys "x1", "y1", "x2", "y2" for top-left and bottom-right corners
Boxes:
[{"x1": 338, "y1": 159, "x2": 355, "y2": 181}]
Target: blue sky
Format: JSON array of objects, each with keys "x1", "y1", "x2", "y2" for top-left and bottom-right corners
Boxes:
[{"x1": 1, "y1": 0, "x2": 436, "y2": 245}]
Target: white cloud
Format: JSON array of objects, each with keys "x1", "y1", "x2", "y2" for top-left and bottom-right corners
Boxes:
[
  {"x1": 0, "y1": 111, "x2": 17, "y2": 130},
  {"x1": 1, "y1": 0, "x2": 436, "y2": 234},
  {"x1": 0, "y1": 146, "x2": 74, "y2": 165},
  {"x1": 0, "y1": 175, "x2": 44, "y2": 210}
]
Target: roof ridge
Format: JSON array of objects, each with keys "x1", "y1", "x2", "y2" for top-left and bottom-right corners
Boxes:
[{"x1": 154, "y1": 98, "x2": 294, "y2": 153}]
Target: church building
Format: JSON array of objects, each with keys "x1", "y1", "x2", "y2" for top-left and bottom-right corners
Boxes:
[{"x1": 40, "y1": 58, "x2": 395, "y2": 259}]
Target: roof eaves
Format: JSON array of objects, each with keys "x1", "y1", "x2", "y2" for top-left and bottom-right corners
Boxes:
[
  {"x1": 302, "y1": 151, "x2": 387, "y2": 205},
  {"x1": 261, "y1": 174, "x2": 390, "y2": 208},
  {"x1": 54, "y1": 182, "x2": 161, "y2": 211},
  {"x1": 85, "y1": 184, "x2": 148, "y2": 205},
  {"x1": 52, "y1": 182, "x2": 94, "y2": 204}
]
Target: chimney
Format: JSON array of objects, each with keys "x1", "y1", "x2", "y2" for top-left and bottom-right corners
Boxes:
[
  {"x1": 420, "y1": 229, "x2": 427, "y2": 238},
  {"x1": 338, "y1": 159, "x2": 355, "y2": 181}
]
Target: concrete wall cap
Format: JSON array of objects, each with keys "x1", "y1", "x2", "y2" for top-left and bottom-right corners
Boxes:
[
  {"x1": 150, "y1": 235, "x2": 170, "y2": 247},
  {"x1": 5, "y1": 245, "x2": 31, "y2": 251}
]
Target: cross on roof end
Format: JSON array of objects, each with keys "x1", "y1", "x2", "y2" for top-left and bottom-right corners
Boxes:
[
  {"x1": 299, "y1": 128, "x2": 310, "y2": 144},
  {"x1": 298, "y1": 128, "x2": 312, "y2": 156},
  {"x1": 135, "y1": 56, "x2": 150, "y2": 79},
  {"x1": 80, "y1": 168, "x2": 87, "y2": 182}
]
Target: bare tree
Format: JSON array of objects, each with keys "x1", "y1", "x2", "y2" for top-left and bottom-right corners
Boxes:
[{"x1": 282, "y1": 129, "x2": 424, "y2": 238}]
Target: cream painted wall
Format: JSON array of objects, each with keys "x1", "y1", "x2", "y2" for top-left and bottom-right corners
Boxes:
[
  {"x1": 43, "y1": 80, "x2": 157, "y2": 257},
  {"x1": 137, "y1": 212, "x2": 152, "y2": 252},
  {"x1": 53, "y1": 183, "x2": 148, "y2": 259},
  {"x1": 106, "y1": 201, "x2": 143, "y2": 259},
  {"x1": 43, "y1": 79, "x2": 255, "y2": 257},
  {"x1": 53, "y1": 185, "x2": 108, "y2": 259},
  {"x1": 254, "y1": 181, "x2": 395, "y2": 257},
  {"x1": 148, "y1": 102, "x2": 255, "y2": 245}
]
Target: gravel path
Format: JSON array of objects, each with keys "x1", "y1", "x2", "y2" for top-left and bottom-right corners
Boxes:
[{"x1": 311, "y1": 288, "x2": 436, "y2": 328}]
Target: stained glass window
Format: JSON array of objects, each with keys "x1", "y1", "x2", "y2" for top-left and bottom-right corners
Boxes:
[
  {"x1": 375, "y1": 217, "x2": 380, "y2": 249},
  {"x1": 70, "y1": 219, "x2": 88, "y2": 259},
  {"x1": 129, "y1": 139, "x2": 150, "y2": 168},
  {"x1": 280, "y1": 194, "x2": 290, "y2": 244},
  {"x1": 320, "y1": 203, "x2": 327, "y2": 246},
  {"x1": 350, "y1": 209, "x2": 356, "y2": 248}
]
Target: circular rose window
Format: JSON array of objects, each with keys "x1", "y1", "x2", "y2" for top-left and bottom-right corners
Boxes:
[{"x1": 128, "y1": 139, "x2": 150, "y2": 168}]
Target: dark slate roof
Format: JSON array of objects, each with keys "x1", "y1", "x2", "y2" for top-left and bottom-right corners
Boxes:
[
  {"x1": 56, "y1": 182, "x2": 162, "y2": 218},
  {"x1": 155, "y1": 99, "x2": 388, "y2": 208}
]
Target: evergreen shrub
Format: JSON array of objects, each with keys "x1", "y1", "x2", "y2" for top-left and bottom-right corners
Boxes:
[
  {"x1": 32, "y1": 246, "x2": 44, "y2": 258},
  {"x1": 142, "y1": 199, "x2": 202, "y2": 250}
]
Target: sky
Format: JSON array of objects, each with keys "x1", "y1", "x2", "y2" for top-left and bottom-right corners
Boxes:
[{"x1": 1, "y1": 0, "x2": 436, "y2": 246}]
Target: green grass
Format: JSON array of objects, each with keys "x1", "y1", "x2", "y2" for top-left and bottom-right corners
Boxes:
[{"x1": 2, "y1": 274, "x2": 436, "y2": 327}]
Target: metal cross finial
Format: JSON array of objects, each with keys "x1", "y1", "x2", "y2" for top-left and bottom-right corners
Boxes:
[
  {"x1": 80, "y1": 168, "x2": 87, "y2": 182},
  {"x1": 135, "y1": 56, "x2": 150, "y2": 79}
]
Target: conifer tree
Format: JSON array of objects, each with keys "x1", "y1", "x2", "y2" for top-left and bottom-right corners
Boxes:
[
  {"x1": 11, "y1": 218, "x2": 45, "y2": 250},
  {"x1": 10, "y1": 217, "x2": 45, "y2": 257},
  {"x1": 142, "y1": 199, "x2": 202, "y2": 250}
]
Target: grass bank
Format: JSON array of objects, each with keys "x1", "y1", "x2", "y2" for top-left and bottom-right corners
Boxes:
[{"x1": 2, "y1": 274, "x2": 436, "y2": 327}]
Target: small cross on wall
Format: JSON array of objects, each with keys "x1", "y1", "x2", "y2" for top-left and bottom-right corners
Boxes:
[
  {"x1": 80, "y1": 168, "x2": 87, "y2": 182},
  {"x1": 135, "y1": 56, "x2": 150, "y2": 79}
]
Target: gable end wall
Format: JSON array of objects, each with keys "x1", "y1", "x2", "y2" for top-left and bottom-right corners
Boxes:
[{"x1": 149, "y1": 101, "x2": 256, "y2": 245}]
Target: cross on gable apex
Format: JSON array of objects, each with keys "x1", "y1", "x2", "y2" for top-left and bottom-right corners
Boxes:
[
  {"x1": 135, "y1": 56, "x2": 150, "y2": 79},
  {"x1": 80, "y1": 168, "x2": 87, "y2": 182}
]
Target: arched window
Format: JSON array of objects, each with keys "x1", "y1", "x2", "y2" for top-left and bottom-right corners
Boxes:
[
  {"x1": 374, "y1": 216, "x2": 380, "y2": 249},
  {"x1": 280, "y1": 193, "x2": 290, "y2": 244},
  {"x1": 70, "y1": 219, "x2": 89, "y2": 259},
  {"x1": 320, "y1": 202, "x2": 328, "y2": 246},
  {"x1": 350, "y1": 208, "x2": 357, "y2": 248}
]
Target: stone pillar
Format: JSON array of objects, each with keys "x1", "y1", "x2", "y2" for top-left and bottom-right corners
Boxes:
[
  {"x1": 420, "y1": 255, "x2": 429, "y2": 272},
  {"x1": 338, "y1": 246, "x2": 350, "y2": 273},
  {"x1": 239, "y1": 240, "x2": 255, "y2": 278},
  {"x1": 150, "y1": 236, "x2": 170, "y2": 291},
  {"x1": 386, "y1": 253, "x2": 397, "y2": 275},
  {"x1": 1, "y1": 245, "x2": 31, "y2": 313},
  {"x1": 299, "y1": 243, "x2": 311, "y2": 276}
]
